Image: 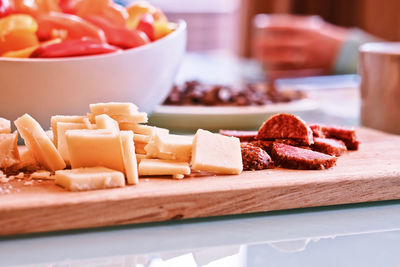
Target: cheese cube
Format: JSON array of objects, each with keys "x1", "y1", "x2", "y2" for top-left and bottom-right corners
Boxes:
[
  {"x1": 192, "y1": 129, "x2": 242, "y2": 175},
  {"x1": 154, "y1": 133, "x2": 193, "y2": 162},
  {"x1": 0, "y1": 118, "x2": 11, "y2": 134},
  {"x1": 95, "y1": 114, "x2": 119, "y2": 132},
  {"x1": 66, "y1": 129, "x2": 124, "y2": 172},
  {"x1": 30, "y1": 170, "x2": 53, "y2": 180},
  {"x1": 138, "y1": 159, "x2": 190, "y2": 176},
  {"x1": 15, "y1": 114, "x2": 66, "y2": 171},
  {"x1": 120, "y1": 131, "x2": 139, "y2": 185},
  {"x1": 136, "y1": 153, "x2": 151, "y2": 163},
  {"x1": 51, "y1": 115, "x2": 87, "y2": 146},
  {"x1": 55, "y1": 167, "x2": 125, "y2": 191},
  {"x1": 144, "y1": 142, "x2": 176, "y2": 160},
  {"x1": 0, "y1": 131, "x2": 19, "y2": 169},
  {"x1": 56, "y1": 122, "x2": 87, "y2": 165},
  {"x1": 119, "y1": 123, "x2": 169, "y2": 136},
  {"x1": 109, "y1": 113, "x2": 148, "y2": 124},
  {"x1": 89, "y1": 102, "x2": 138, "y2": 116},
  {"x1": 133, "y1": 134, "x2": 150, "y2": 143}
]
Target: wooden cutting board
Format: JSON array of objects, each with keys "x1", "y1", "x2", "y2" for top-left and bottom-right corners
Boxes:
[{"x1": 1, "y1": 127, "x2": 400, "y2": 236}]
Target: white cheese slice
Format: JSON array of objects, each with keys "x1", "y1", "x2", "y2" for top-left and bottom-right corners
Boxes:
[
  {"x1": 95, "y1": 114, "x2": 119, "y2": 132},
  {"x1": 154, "y1": 133, "x2": 193, "y2": 162},
  {"x1": 56, "y1": 122, "x2": 87, "y2": 165},
  {"x1": 0, "y1": 118, "x2": 11, "y2": 134},
  {"x1": 89, "y1": 102, "x2": 138, "y2": 115},
  {"x1": 119, "y1": 123, "x2": 169, "y2": 136},
  {"x1": 133, "y1": 134, "x2": 150, "y2": 143},
  {"x1": 65, "y1": 129, "x2": 124, "y2": 172},
  {"x1": 136, "y1": 153, "x2": 151, "y2": 164},
  {"x1": 109, "y1": 113, "x2": 148, "y2": 124},
  {"x1": 15, "y1": 114, "x2": 66, "y2": 171},
  {"x1": 192, "y1": 129, "x2": 242, "y2": 175},
  {"x1": 144, "y1": 142, "x2": 176, "y2": 160},
  {"x1": 55, "y1": 167, "x2": 125, "y2": 191},
  {"x1": 138, "y1": 159, "x2": 190, "y2": 176},
  {"x1": 120, "y1": 131, "x2": 139, "y2": 185},
  {"x1": 51, "y1": 115, "x2": 87, "y2": 146}
]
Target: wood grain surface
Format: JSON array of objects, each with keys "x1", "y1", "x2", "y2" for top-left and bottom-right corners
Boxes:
[{"x1": 0, "y1": 127, "x2": 399, "y2": 236}]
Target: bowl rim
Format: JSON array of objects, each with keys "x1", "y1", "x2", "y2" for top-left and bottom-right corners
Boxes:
[{"x1": 0, "y1": 20, "x2": 187, "y2": 63}]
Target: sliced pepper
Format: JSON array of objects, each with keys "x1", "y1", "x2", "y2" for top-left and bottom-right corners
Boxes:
[
  {"x1": 30, "y1": 38, "x2": 121, "y2": 58},
  {"x1": 75, "y1": 0, "x2": 128, "y2": 27},
  {"x1": 2, "y1": 38, "x2": 61, "y2": 57},
  {"x1": 136, "y1": 13, "x2": 154, "y2": 41},
  {"x1": 84, "y1": 15, "x2": 149, "y2": 49},
  {"x1": 154, "y1": 21, "x2": 175, "y2": 40},
  {"x1": 126, "y1": 1, "x2": 167, "y2": 30},
  {"x1": 1, "y1": 0, "x2": 15, "y2": 18},
  {"x1": 35, "y1": 0, "x2": 61, "y2": 13},
  {"x1": 0, "y1": 14, "x2": 39, "y2": 55},
  {"x1": 36, "y1": 12, "x2": 106, "y2": 42}
]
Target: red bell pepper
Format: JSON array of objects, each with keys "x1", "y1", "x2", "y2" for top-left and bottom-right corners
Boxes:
[
  {"x1": 0, "y1": 0, "x2": 12, "y2": 17},
  {"x1": 84, "y1": 15, "x2": 149, "y2": 49},
  {"x1": 136, "y1": 13, "x2": 154, "y2": 41},
  {"x1": 75, "y1": 0, "x2": 128, "y2": 27},
  {"x1": 30, "y1": 38, "x2": 120, "y2": 58},
  {"x1": 36, "y1": 12, "x2": 106, "y2": 42}
]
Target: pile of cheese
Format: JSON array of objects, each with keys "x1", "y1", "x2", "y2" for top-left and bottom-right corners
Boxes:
[{"x1": 0, "y1": 102, "x2": 243, "y2": 191}]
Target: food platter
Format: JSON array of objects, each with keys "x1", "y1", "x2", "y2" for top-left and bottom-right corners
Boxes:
[
  {"x1": 1, "y1": 127, "x2": 400, "y2": 236},
  {"x1": 149, "y1": 99, "x2": 318, "y2": 131}
]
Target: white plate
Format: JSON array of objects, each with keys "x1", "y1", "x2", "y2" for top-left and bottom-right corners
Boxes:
[{"x1": 148, "y1": 98, "x2": 318, "y2": 132}]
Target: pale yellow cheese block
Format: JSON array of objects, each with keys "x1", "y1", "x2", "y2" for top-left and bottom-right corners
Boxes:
[
  {"x1": 0, "y1": 131, "x2": 19, "y2": 169},
  {"x1": 45, "y1": 130, "x2": 54, "y2": 144},
  {"x1": 0, "y1": 118, "x2": 11, "y2": 134},
  {"x1": 56, "y1": 122, "x2": 87, "y2": 165},
  {"x1": 15, "y1": 114, "x2": 66, "y2": 171},
  {"x1": 89, "y1": 102, "x2": 138, "y2": 116},
  {"x1": 136, "y1": 153, "x2": 151, "y2": 164},
  {"x1": 133, "y1": 134, "x2": 150, "y2": 143},
  {"x1": 119, "y1": 123, "x2": 169, "y2": 136},
  {"x1": 154, "y1": 133, "x2": 193, "y2": 162},
  {"x1": 120, "y1": 131, "x2": 139, "y2": 185},
  {"x1": 95, "y1": 114, "x2": 119, "y2": 132},
  {"x1": 192, "y1": 129, "x2": 242, "y2": 175},
  {"x1": 55, "y1": 167, "x2": 125, "y2": 191},
  {"x1": 144, "y1": 142, "x2": 176, "y2": 160},
  {"x1": 51, "y1": 115, "x2": 87, "y2": 147},
  {"x1": 66, "y1": 129, "x2": 125, "y2": 173},
  {"x1": 138, "y1": 159, "x2": 190, "y2": 176},
  {"x1": 109, "y1": 113, "x2": 148, "y2": 124},
  {"x1": 30, "y1": 170, "x2": 53, "y2": 180}
]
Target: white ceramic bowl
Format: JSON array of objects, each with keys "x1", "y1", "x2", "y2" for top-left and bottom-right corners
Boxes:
[{"x1": 0, "y1": 21, "x2": 186, "y2": 129}]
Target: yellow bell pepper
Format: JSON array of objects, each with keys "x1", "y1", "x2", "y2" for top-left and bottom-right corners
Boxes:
[
  {"x1": 154, "y1": 21, "x2": 175, "y2": 40},
  {"x1": 0, "y1": 14, "x2": 39, "y2": 55},
  {"x1": 2, "y1": 38, "x2": 61, "y2": 58},
  {"x1": 126, "y1": 1, "x2": 167, "y2": 30}
]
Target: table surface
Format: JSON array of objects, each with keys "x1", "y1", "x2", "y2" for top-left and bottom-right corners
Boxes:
[{"x1": 1, "y1": 54, "x2": 397, "y2": 267}]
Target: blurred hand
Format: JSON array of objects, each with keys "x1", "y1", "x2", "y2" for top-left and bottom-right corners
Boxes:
[{"x1": 252, "y1": 15, "x2": 349, "y2": 78}]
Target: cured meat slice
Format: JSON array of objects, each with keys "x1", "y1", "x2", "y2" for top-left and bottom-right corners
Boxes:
[
  {"x1": 270, "y1": 143, "x2": 337, "y2": 170},
  {"x1": 219, "y1": 130, "x2": 257, "y2": 142},
  {"x1": 312, "y1": 137, "x2": 347, "y2": 156},
  {"x1": 308, "y1": 124, "x2": 359, "y2": 150},
  {"x1": 309, "y1": 124, "x2": 325, "y2": 138},
  {"x1": 257, "y1": 114, "x2": 313, "y2": 145},
  {"x1": 251, "y1": 139, "x2": 310, "y2": 154},
  {"x1": 241, "y1": 143, "x2": 273, "y2": 170},
  {"x1": 250, "y1": 140, "x2": 274, "y2": 154}
]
